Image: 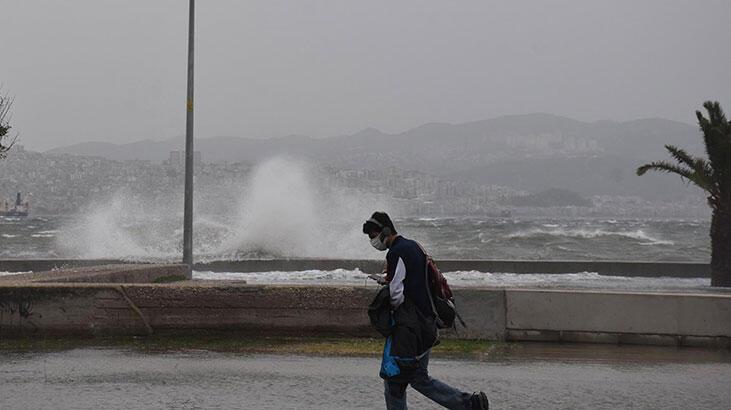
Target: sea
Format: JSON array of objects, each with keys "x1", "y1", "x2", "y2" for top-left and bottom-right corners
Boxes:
[
  {"x1": 1, "y1": 214, "x2": 713, "y2": 290},
  {"x1": 0, "y1": 215, "x2": 710, "y2": 262}
]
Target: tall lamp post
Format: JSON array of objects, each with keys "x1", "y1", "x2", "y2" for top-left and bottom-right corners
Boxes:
[{"x1": 183, "y1": 0, "x2": 195, "y2": 275}]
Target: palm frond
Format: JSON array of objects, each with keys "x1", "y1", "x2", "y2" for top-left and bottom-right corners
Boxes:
[
  {"x1": 664, "y1": 145, "x2": 698, "y2": 169},
  {"x1": 664, "y1": 145, "x2": 718, "y2": 194},
  {"x1": 636, "y1": 160, "x2": 716, "y2": 194},
  {"x1": 636, "y1": 161, "x2": 693, "y2": 178}
]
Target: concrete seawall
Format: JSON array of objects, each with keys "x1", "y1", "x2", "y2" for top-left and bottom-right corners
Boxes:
[
  {"x1": 1, "y1": 264, "x2": 728, "y2": 348},
  {"x1": 504, "y1": 290, "x2": 731, "y2": 347},
  {"x1": 0, "y1": 258, "x2": 711, "y2": 278},
  {"x1": 0, "y1": 283, "x2": 375, "y2": 337}
]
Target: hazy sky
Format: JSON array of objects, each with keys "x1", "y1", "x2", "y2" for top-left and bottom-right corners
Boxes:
[{"x1": 2, "y1": 0, "x2": 731, "y2": 151}]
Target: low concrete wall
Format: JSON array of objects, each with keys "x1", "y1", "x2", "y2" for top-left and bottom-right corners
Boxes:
[
  {"x1": 0, "y1": 286, "x2": 119, "y2": 336},
  {"x1": 3, "y1": 278, "x2": 728, "y2": 348},
  {"x1": 505, "y1": 289, "x2": 731, "y2": 347},
  {"x1": 0, "y1": 284, "x2": 376, "y2": 337},
  {"x1": 1, "y1": 264, "x2": 728, "y2": 347},
  {"x1": 442, "y1": 289, "x2": 506, "y2": 340},
  {"x1": 0, "y1": 283, "x2": 504, "y2": 339},
  {"x1": 0, "y1": 259, "x2": 710, "y2": 278}
]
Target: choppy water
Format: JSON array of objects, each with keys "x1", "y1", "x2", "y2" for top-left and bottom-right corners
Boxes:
[
  {"x1": 1, "y1": 347, "x2": 729, "y2": 409},
  {"x1": 0, "y1": 215, "x2": 711, "y2": 262}
]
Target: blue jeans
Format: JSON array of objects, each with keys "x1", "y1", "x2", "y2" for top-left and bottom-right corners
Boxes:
[{"x1": 384, "y1": 352, "x2": 472, "y2": 409}]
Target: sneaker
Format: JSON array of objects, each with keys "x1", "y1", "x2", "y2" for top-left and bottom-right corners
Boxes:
[{"x1": 470, "y1": 391, "x2": 489, "y2": 410}]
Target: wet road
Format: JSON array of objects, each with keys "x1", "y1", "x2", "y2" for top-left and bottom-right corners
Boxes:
[{"x1": 1, "y1": 345, "x2": 729, "y2": 409}]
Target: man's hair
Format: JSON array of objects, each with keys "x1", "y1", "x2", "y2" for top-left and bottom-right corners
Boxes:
[{"x1": 362, "y1": 211, "x2": 397, "y2": 235}]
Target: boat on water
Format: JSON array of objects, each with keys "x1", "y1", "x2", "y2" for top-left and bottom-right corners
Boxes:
[{"x1": 0, "y1": 192, "x2": 30, "y2": 217}]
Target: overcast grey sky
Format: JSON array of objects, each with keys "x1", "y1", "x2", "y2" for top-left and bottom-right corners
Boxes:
[{"x1": 2, "y1": 0, "x2": 731, "y2": 151}]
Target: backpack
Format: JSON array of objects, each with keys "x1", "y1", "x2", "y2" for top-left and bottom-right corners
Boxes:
[{"x1": 417, "y1": 243, "x2": 466, "y2": 330}]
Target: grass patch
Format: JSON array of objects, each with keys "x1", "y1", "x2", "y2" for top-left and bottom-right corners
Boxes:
[
  {"x1": 152, "y1": 274, "x2": 188, "y2": 283},
  {"x1": 0, "y1": 334, "x2": 503, "y2": 359}
]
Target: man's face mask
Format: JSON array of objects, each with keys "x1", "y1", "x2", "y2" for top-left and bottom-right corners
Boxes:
[{"x1": 370, "y1": 233, "x2": 388, "y2": 251}]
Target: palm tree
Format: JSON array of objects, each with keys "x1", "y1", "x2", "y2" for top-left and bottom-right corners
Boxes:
[{"x1": 637, "y1": 101, "x2": 731, "y2": 287}]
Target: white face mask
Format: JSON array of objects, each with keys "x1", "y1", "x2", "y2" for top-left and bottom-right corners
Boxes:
[{"x1": 370, "y1": 234, "x2": 388, "y2": 251}]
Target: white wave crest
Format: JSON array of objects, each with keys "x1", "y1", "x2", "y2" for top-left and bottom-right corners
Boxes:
[{"x1": 506, "y1": 227, "x2": 674, "y2": 245}]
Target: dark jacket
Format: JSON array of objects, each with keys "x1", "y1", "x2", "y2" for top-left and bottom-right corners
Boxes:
[
  {"x1": 368, "y1": 286, "x2": 438, "y2": 382},
  {"x1": 390, "y1": 296, "x2": 438, "y2": 359},
  {"x1": 385, "y1": 236, "x2": 434, "y2": 319}
]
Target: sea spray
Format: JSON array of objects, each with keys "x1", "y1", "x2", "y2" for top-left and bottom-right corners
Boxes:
[
  {"x1": 56, "y1": 157, "x2": 393, "y2": 260},
  {"x1": 218, "y1": 157, "x2": 392, "y2": 259},
  {"x1": 218, "y1": 157, "x2": 321, "y2": 257},
  {"x1": 56, "y1": 193, "x2": 158, "y2": 259}
]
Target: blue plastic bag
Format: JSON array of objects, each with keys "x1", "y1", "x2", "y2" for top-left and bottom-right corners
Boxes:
[{"x1": 380, "y1": 336, "x2": 401, "y2": 378}]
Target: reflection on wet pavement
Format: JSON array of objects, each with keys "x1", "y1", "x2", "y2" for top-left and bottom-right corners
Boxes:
[{"x1": 1, "y1": 345, "x2": 729, "y2": 409}]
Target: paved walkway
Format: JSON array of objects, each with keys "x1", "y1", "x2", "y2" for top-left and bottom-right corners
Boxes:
[{"x1": 1, "y1": 345, "x2": 729, "y2": 409}]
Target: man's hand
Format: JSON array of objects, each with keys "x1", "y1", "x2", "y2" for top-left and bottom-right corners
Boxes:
[{"x1": 367, "y1": 273, "x2": 388, "y2": 285}]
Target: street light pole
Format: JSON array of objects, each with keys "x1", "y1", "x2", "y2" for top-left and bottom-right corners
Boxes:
[{"x1": 183, "y1": 0, "x2": 195, "y2": 275}]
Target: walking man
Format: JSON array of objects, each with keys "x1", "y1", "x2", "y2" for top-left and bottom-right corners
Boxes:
[{"x1": 363, "y1": 211, "x2": 490, "y2": 410}]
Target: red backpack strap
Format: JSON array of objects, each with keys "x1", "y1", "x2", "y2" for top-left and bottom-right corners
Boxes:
[
  {"x1": 415, "y1": 241, "x2": 432, "y2": 262},
  {"x1": 415, "y1": 241, "x2": 426, "y2": 255}
]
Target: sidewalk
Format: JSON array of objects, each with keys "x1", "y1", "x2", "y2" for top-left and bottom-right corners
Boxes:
[{"x1": 1, "y1": 343, "x2": 729, "y2": 409}]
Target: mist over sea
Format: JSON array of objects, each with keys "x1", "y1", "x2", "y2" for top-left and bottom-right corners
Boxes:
[{"x1": 0, "y1": 157, "x2": 711, "y2": 263}]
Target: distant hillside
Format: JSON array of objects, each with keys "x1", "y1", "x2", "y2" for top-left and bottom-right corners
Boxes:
[
  {"x1": 46, "y1": 113, "x2": 704, "y2": 199},
  {"x1": 45, "y1": 139, "x2": 178, "y2": 162},
  {"x1": 47, "y1": 113, "x2": 700, "y2": 165},
  {"x1": 449, "y1": 155, "x2": 704, "y2": 200}
]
